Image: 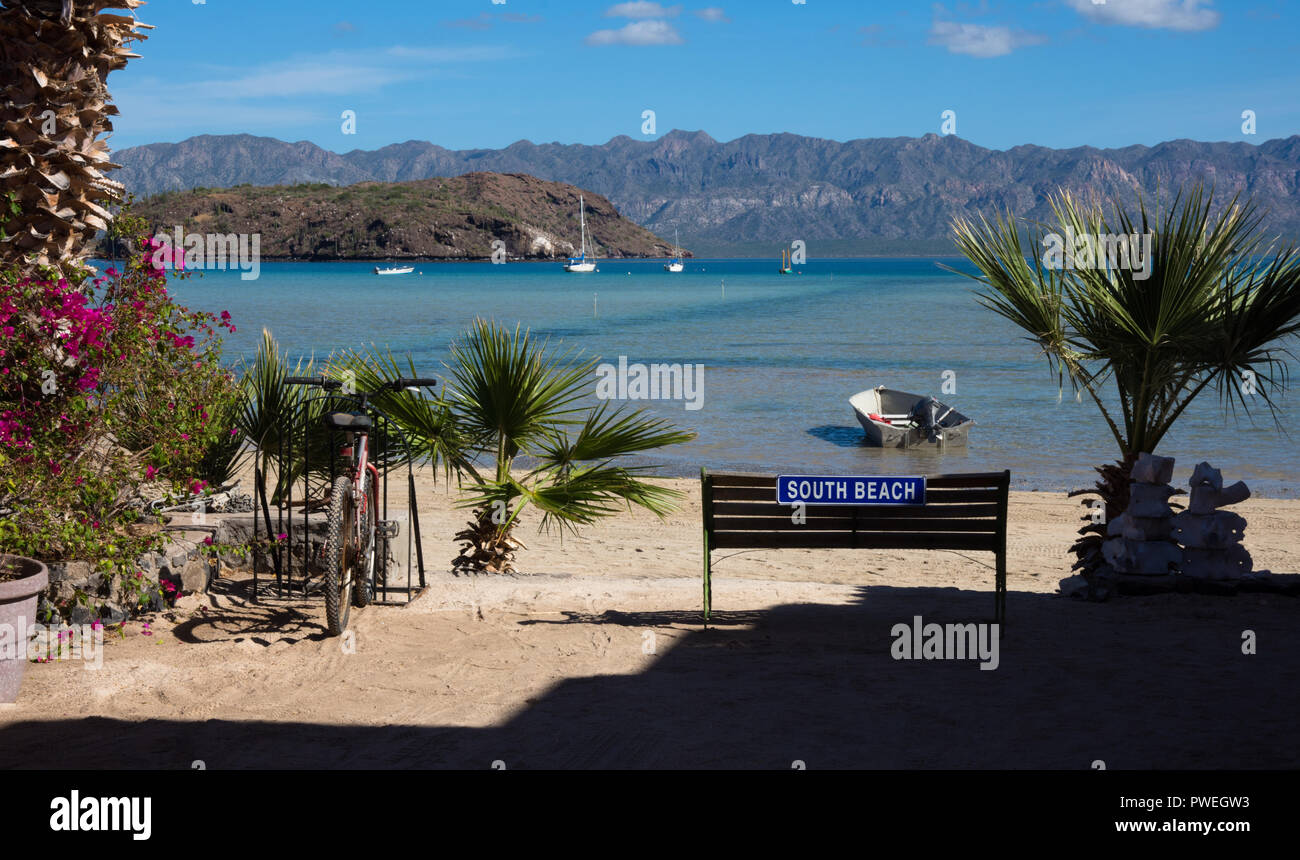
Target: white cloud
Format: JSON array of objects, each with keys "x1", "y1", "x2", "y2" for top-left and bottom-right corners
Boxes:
[
  {"x1": 586, "y1": 20, "x2": 685, "y2": 45},
  {"x1": 928, "y1": 19, "x2": 1047, "y2": 57},
  {"x1": 1065, "y1": 0, "x2": 1220, "y2": 31},
  {"x1": 444, "y1": 13, "x2": 493, "y2": 31},
  {"x1": 384, "y1": 45, "x2": 520, "y2": 62},
  {"x1": 111, "y1": 79, "x2": 324, "y2": 137},
  {"x1": 108, "y1": 44, "x2": 523, "y2": 145},
  {"x1": 195, "y1": 59, "x2": 410, "y2": 99},
  {"x1": 605, "y1": 2, "x2": 682, "y2": 17},
  {"x1": 693, "y1": 7, "x2": 729, "y2": 22},
  {"x1": 175, "y1": 46, "x2": 515, "y2": 101}
]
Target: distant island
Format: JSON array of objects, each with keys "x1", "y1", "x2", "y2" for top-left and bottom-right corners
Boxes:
[
  {"x1": 127, "y1": 173, "x2": 682, "y2": 262},
  {"x1": 114, "y1": 130, "x2": 1300, "y2": 257}
]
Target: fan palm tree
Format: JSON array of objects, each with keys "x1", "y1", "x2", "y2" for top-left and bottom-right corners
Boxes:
[
  {"x1": 0, "y1": 0, "x2": 150, "y2": 276},
  {"x1": 947, "y1": 184, "x2": 1300, "y2": 579},
  {"x1": 234, "y1": 329, "x2": 333, "y2": 505},
  {"x1": 363, "y1": 319, "x2": 696, "y2": 573}
]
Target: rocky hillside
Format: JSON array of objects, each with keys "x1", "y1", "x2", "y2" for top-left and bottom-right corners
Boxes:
[
  {"x1": 114, "y1": 131, "x2": 1300, "y2": 254},
  {"x1": 127, "y1": 173, "x2": 680, "y2": 261}
]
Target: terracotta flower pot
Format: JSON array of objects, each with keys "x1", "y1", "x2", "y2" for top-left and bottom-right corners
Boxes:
[{"x1": 0, "y1": 554, "x2": 49, "y2": 703}]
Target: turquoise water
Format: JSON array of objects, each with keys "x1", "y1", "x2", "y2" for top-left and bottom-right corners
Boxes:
[{"x1": 154, "y1": 258, "x2": 1298, "y2": 496}]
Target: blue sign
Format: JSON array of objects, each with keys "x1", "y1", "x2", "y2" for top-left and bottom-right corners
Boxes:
[{"x1": 776, "y1": 475, "x2": 926, "y2": 506}]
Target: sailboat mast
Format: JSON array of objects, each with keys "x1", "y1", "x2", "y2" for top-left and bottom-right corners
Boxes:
[{"x1": 580, "y1": 195, "x2": 588, "y2": 257}]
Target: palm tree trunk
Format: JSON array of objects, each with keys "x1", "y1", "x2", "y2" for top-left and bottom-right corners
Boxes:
[{"x1": 0, "y1": 0, "x2": 149, "y2": 276}]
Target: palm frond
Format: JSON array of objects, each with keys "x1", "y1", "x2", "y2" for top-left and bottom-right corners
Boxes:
[{"x1": 949, "y1": 182, "x2": 1300, "y2": 456}]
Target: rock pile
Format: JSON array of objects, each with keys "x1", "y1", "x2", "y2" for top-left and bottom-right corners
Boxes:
[
  {"x1": 1101, "y1": 453, "x2": 1181, "y2": 579},
  {"x1": 1171, "y1": 462, "x2": 1252, "y2": 580}
]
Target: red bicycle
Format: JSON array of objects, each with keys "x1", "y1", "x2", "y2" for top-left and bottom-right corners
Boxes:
[{"x1": 284, "y1": 374, "x2": 437, "y2": 635}]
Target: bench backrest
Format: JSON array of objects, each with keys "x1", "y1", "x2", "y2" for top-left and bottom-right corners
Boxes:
[{"x1": 702, "y1": 470, "x2": 1010, "y2": 553}]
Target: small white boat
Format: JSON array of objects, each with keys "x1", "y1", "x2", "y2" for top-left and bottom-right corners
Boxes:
[
  {"x1": 374, "y1": 265, "x2": 414, "y2": 275},
  {"x1": 849, "y1": 385, "x2": 974, "y2": 448},
  {"x1": 664, "y1": 229, "x2": 684, "y2": 272},
  {"x1": 565, "y1": 194, "x2": 598, "y2": 273}
]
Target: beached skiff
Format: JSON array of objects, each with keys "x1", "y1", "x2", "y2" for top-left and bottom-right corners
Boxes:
[{"x1": 849, "y1": 386, "x2": 974, "y2": 448}]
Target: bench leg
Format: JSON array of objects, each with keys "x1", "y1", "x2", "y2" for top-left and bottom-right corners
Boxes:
[
  {"x1": 995, "y1": 555, "x2": 1007, "y2": 633},
  {"x1": 702, "y1": 547, "x2": 712, "y2": 624}
]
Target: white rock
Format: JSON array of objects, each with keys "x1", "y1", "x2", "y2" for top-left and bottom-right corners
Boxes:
[
  {"x1": 1128, "y1": 498, "x2": 1175, "y2": 518},
  {"x1": 1182, "y1": 545, "x2": 1253, "y2": 580},
  {"x1": 1121, "y1": 516, "x2": 1173, "y2": 541},
  {"x1": 1058, "y1": 575, "x2": 1090, "y2": 598},
  {"x1": 1131, "y1": 453, "x2": 1176, "y2": 484},
  {"x1": 1130, "y1": 482, "x2": 1176, "y2": 503},
  {"x1": 1171, "y1": 510, "x2": 1247, "y2": 549},
  {"x1": 1189, "y1": 461, "x2": 1223, "y2": 491},
  {"x1": 1106, "y1": 513, "x2": 1128, "y2": 537},
  {"x1": 1188, "y1": 480, "x2": 1251, "y2": 514},
  {"x1": 1102, "y1": 537, "x2": 1181, "y2": 575},
  {"x1": 1220, "y1": 480, "x2": 1251, "y2": 507}
]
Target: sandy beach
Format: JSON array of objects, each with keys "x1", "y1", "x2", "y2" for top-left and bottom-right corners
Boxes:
[{"x1": 2, "y1": 474, "x2": 1298, "y2": 769}]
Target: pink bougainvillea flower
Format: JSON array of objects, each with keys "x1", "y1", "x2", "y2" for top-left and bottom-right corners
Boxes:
[
  {"x1": 202, "y1": 535, "x2": 213, "y2": 546},
  {"x1": 276, "y1": 532, "x2": 288, "y2": 542},
  {"x1": 145, "y1": 465, "x2": 158, "y2": 480}
]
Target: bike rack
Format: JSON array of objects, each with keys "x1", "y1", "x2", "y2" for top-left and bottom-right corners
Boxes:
[{"x1": 249, "y1": 390, "x2": 428, "y2": 606}]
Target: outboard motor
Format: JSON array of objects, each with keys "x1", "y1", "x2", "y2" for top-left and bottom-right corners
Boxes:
[{"x1": 910, "y1": 395, "x2": 942, "y2": 442}]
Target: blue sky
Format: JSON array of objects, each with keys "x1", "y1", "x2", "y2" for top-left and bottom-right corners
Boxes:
[{"x1": 108, "y1": 0, "x2": 1300, "y2": 153}]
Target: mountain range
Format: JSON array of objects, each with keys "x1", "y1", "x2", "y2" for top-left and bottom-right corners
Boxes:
[{"x1": 114, "y1": 131, "x2": 1300, "y2": 256}]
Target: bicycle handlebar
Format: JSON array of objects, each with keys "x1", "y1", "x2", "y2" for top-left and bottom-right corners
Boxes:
[
  {"x1": 393, "y1": 377, "x2": 439, "y2": 389},
  {"x1": 283, "y1": 375, "x2": 341, "y2": 389},
  {"x1": 282, "y1": 375, "x2": 437, "y2": 391}
]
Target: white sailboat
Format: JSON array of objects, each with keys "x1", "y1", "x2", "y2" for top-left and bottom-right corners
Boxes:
[
  {"x1": 564, "y1": 194, "x2": 597, "y2": 273},
  {"x1": 664, "y1": 229, "x2": 684, "y2": 273}
]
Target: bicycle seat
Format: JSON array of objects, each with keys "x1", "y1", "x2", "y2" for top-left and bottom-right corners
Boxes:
[{"x1": 324, "y1": 411, "x2": 372, "y2": 432}]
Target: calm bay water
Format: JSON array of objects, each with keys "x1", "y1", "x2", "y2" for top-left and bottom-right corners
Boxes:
[{"x1": 160, "y1": 258, "x2": 1299, "y2": 496}]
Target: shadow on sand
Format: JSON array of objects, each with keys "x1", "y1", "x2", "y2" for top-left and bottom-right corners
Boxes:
[{"x1": 3, "y1": 582, "x2": 1297, "y2": 769}]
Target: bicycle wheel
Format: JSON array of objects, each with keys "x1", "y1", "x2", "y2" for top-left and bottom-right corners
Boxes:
[
  {"x1": 323, "y1": 474, "x2": 355, "y2": 636},
  {"x1": 354, "y1": 477, "x2": 378, "y2": 608}
]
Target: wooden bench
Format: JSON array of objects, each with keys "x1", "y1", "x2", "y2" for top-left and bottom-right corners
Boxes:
[{"x1": 700, "y1": 469, "x2": 1010, "y2": 625}]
